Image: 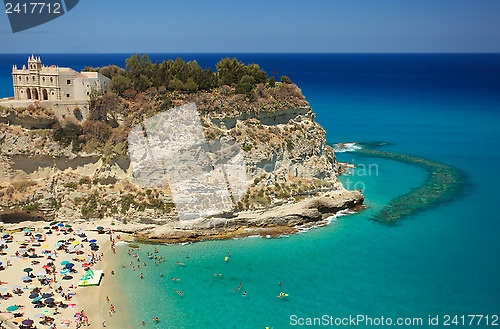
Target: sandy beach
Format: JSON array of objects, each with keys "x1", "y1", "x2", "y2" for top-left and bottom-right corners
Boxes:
[{"x1": 0, "y1": 220, "x2": 132, "y2": 329}]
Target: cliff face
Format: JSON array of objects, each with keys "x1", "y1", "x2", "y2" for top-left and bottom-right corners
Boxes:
[{"x1": 0, "y1": 83, "x2": 363, "y2": 237}]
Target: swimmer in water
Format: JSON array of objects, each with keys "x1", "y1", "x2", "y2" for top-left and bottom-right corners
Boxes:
[{"x1": 172, "y1": 277, "x2": 180, "y2": 281}]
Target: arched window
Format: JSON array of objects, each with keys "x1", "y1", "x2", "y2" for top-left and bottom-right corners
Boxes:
[
  {"x1": 33, "y1": 88, "x2": 39, "y2": 100},
  {"x1": 42, "y1": 89, "x2": 48, "y2": 100},
  {"x1": 27, "y1": 88, "x2": 31, "y2": 99},
  {"x1": 42, "y1": 77, "x2": 45, "y2": 83},
  {"x1": 50, "y1": 77, "x2": 53, "y2": 83}
]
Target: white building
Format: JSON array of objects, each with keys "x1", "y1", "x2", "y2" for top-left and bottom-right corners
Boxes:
[{"x1": 12, "y1": 55, "x2": 110, "y2": 101}]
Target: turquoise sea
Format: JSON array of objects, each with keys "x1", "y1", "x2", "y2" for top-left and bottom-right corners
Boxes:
[{"x1": 0, "y1": 54, "x2": 499, "y2": 328}]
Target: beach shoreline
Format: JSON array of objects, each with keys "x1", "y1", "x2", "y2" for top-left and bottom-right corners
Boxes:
[{"x1": 0, "y1": 220, "x2": 133, "y2": 328}]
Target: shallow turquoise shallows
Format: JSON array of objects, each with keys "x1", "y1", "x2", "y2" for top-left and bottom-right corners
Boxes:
[{"x1": 1, "y1": 54, "x2": 498, "y2": 328}]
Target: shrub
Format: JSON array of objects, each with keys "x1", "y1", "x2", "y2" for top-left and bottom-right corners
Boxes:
[
  {"x1": 23, "y1": 203, "x2": 39, "y2": 211},
  {"x1": 281, "y1": 76, "x2": 292, "y2": 84},
  {"x1": 53, "y1": 123, "x2": 83, "y2": 152}
]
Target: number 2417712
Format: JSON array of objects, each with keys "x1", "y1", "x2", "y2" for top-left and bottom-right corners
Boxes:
[
  {"x1": 5, "y1": 2, "x2": 62, "y2": 14},
  {"x1": 443, "y1": 315, "x2": 498, "y2": 326}
]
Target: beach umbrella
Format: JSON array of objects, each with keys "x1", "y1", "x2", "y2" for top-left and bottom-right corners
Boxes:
[
  {"x1": 12, "y1": 318, "x2": 25, "y2": 323},
  {"x1": 24, "y1": 228, "x2": 31, "y2": 232},
  {"x1": 42, "y1": 265, "x2": 50, "y2": 269},
  {"x1": 65, "y1": 263, "x2": 74, "y2": 268},
  {"x1": 36, "y1": 271, "x2": 46, "y2": 276},
  {"x1": 35, "y1": 234, "x2": 43, "y2": 237},
  {"x1": 96, "y1": 226, "x2": 104, "y2": 231},
  {"x1": 60, "y1": 260, "x2": 69, "y2": 265},
  {"x1": 2, "y1": 234, "x2": 9, "y2": 238},
  {"x1": 61, "y1": 268, "x2": 70, "y2": 274},
  {"x1": 45, "y1": 297, "x2": 55, "y2": 304},
  {"x1": 65, "y1": 224, "x2": 71, "y2": 228},
  {"x1": 43, "y1": 310, "x2": 54, "y2": 315},
  {"x1": 62, "y1": 275, "x2": 73, "y2": 280},
  {"x1": 57, "y1": 223, "x2": 64, "y2": 227},
  {"x1": 22, "y1": 319, "x2": 34, "y2": 326},
  {"x1": 82, "y1": 263, "x2": 90, "y2": 267},
  {"x1": 23, "y1": 267, "x2": 33, "y2": 273},
  {"x1": 22, "y1": 276, "x2": 32, "y2": 282},
  {"x1": 42, "y1": 293, "x2": 52, "y2": 298},
  {"x1": 72, "y1": 241, "x2": 80, "y2": 245},
  {"x1": 6, "y1": 305, "x2": 19, "y2": 311},
  {"x1": 34, "y1": 313, "x2": 45, "y2": 318},
  {"x1": 43, "y1": 226, "x2": 51, "y2": 229},
  {"x1": 32, "y1": 296, "x2": 42, "y2": 302},
  {"x1": 29, "y1": 293, "x2": 39, "y2": 299},
  {"x1": 89, "y1": 239, "x2": 97, "y2": 243}
]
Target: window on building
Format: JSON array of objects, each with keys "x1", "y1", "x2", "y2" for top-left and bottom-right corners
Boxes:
[
  {"x1": 66, "y1": 94, "x2": 70, "y2": 98},
  {"x1": 19, "y1": 77, "x2": 21, "y2": 81},
  {"x1": 42, "y1": 77, "x2": 45, "y2": 83},
  {"x1": 67, "y1": 80, "x2": 71, "y2": 85},
  {"x1": 32, "y1": 76, "x2": 35, "y2": 81},
  {"x1": 50, "y1": 77, "x2": 53, "y2": 83}
]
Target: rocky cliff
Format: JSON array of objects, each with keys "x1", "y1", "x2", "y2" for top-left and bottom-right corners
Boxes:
[{"x1": 0, "y1": 83, "x2": 363, "y2": 240}]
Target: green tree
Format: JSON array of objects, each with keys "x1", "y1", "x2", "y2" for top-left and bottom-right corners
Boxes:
[
  {"x1": 281, "y1": 75, "x2": 292, "y2": 84},
  {"x1": 111, "y1": 75, "x2": 132, "y2": 94}
]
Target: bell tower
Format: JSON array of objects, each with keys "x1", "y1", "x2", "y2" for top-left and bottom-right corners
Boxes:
[{"x1": 28, "y1": 55, "x2": 42, "y2": 71}]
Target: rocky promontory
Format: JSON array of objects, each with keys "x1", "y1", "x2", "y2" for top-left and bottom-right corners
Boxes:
[{"x1": 0, "y1": 56, "x2": 363, "y2": 241}]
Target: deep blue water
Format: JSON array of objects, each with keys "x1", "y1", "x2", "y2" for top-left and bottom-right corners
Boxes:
[{"x1": 1, "y1": 54, "x2": 499, "y2": 328}]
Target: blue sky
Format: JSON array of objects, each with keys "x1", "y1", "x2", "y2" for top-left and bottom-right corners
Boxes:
[{"x1": 1, "y1": 0, "x2": 499, "y2": 53}]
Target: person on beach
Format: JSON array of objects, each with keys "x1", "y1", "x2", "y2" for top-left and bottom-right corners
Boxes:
[
  {"x1": 106, "y1": 296, "x2": 110, "y2": 302},
  {"x1": 243, "y1": 291, "x2": 247, "y2": 296},
  {"x1": 140, "y1": 273, "x2": 143, "y2": 279}
]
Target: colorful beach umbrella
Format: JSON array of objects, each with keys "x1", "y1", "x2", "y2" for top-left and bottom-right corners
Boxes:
[
  {"x1": 24, "y1": 228, "x2": 31, "y2": 232},
  {"x1": 62, "y1": 275, "x2": 73, "y2": 280},
  {"x1": 29, "y1": 293, "x2": 39, "y2": 299},
  {"x1": 61, "y1": 268, "x2": 70, "y2": 274},
  {"x1": 72, "y1": 241, "x2": 80, "y2": 245},
  {"x1": 22, "y1": 319, "x2": 34, "y2": 326},
  {"x1": 23, "y1": 267, "x2": 33, "y2": 273},
  {"x1": 43, "y1": 226, "x2": 51, "y2": 229},
  {"x1": 32, "y1": 296, "x2": 42, "y2": 302},
  {"x1": 6, "y1": 305, "x2": 19, "y2": 311},
  {"x1": 22, "y1": 276, "x2": 31, "y2": 281},
  {"x1": 96, "y1": 226, "x2": 104, "y2": 231},
  {"x1": 61, "y1": 261, "x2": 69, "y2": 265},
  {"x1": 45, "y1": 297, "x2": 55, "y2": 304},
  {"x1": 34, "y1": 313, "x2": 45, "y2": 318},
  {"x1": 35, "y1": 234, "x2": 43, "y2": 237},
  {"x1": 65, "y1": 263, "x2": 74, "y2": 268},
  {"x1": 65, "y1": 224, "x2": 71, "y2": 228},
  {"x1": 57, "y1": 223, "x2": 64, "y2": 227},
  {"x1": 89, "y1": 239, "x2": 97, "y2": 243},
  {"x1": 42, "y1": 293, "x2": 52, "y2": 298}
]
